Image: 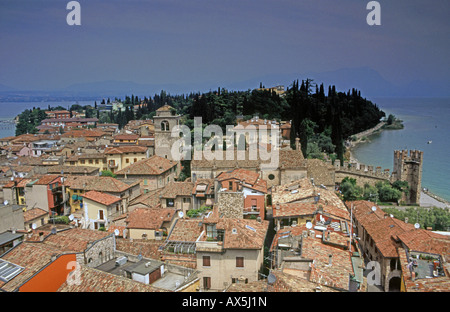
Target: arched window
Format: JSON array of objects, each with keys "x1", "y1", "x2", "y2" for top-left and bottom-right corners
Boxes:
[{"x1": 161, "y1": 121, "x2": 169, "y2": 131}]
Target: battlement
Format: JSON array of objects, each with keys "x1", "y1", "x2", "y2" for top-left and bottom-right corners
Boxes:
[
  {"x1": 331, "y1": 149, "x2": 423, "y2": 205},
  {"x1": 394, "y1": 149, "x2": 423, "y2": 163},
  {"x1": 329, "y1": 160, "x2": 392, "y2": 180}
]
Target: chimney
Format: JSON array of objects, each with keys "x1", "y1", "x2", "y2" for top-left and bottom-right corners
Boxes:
[
  {"x1": 276, "y1": 202, "x2": 280, "y2": 210},
  {"x1": 295, "y1": 138, "x2": 300, "y2": 150},
  {"x1": 328, "y1": 254, "x2": 333, "y2": 266},
  {"x1": 405, "y1": 217, "x2": 409, "y2": 224}
]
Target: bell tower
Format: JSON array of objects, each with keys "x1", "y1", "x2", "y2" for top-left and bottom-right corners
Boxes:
[{"x1": 153, "y1": 104, "x2": 181, "y2": 160}]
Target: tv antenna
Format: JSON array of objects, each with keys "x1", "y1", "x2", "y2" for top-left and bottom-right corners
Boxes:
[{"x1": 267, "y1": 273, "x2": 277, "y2": 285}]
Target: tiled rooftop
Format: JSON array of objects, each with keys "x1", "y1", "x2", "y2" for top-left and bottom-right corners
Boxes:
[
  {"x1": 301, "y1": 235, "x2": 354, "y2": 291},
  {"x1": 397, "y1": 229, "x2": 450, "y2": 258},
  {"x1": 160, "y1": 181, "x2": 195, "y2": 198},
  {"x1": 64, "y1": 176, "x2": 131, "y2": 193},
  {"x1": 215, "y1": 218, "x2": 269, "y2": 250},
  {"x1": 104, "y1": 145, "x2": 148, "y2": 154},
  {"x1": 269, "y1": 270, "x2": 339, "y2": 292},
  {"x1": 115, "y1": 155, "x2": 177, "y2": 176},
  {"x1": 23, "y1": 208, "x2": 48, "y2": 223},
  {"x1": 126, "y1": 207, "x2": 176, "y2": 230},
  {"x1": 166, "y1": 219, "x2": 203, "y2": 242},
  {"x1": 129, "y1": 188, "x2": 163, "y2": 209},
  {"x1": 57, "y1": 266, "x2": 165, "y2": 292},
  {"x1": 82, "y1": 190, "x2": 122, "y2": 206},
  {"x1": 216, "y1": 168, "x2": 267, "y2": 193},
  {"x1": 0, "y1": 242, "x2": 60, "y2": 292},
  {"x1": 398, "y1": 247, "x2": 450, "y2": 292}
]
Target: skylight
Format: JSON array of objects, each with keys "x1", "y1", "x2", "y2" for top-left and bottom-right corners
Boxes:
[{"x1": 0, "y1": 259, "x2": 24, "y2": 282}]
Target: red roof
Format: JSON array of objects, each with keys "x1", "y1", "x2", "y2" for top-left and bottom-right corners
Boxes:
[{"x1": 82, "y1": 190, "x2": 121, "y2": 206}]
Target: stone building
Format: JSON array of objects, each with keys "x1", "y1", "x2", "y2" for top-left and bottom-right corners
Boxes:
[
  {"x1": 153, "y1": 104, "x2": 181, "y2": 160},
  {"x1": 392, "y1": 150, "x2": 423, "y2": 205}
]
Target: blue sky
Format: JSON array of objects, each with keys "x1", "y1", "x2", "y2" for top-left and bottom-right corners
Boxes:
[{"x1": 0, "y1": 0, "x2": 449, "y2": 93}]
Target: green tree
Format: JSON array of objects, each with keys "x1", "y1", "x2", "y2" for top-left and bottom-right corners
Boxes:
[
  {"x1": 376, "y1": 181, "x2": 402, "y2": 203},
  {"x1": 340, "y1": 180, "x2": 363, "y2": 201},
  {"x1": 101, "y1": 170, "x2": 116, "y2": 178}
]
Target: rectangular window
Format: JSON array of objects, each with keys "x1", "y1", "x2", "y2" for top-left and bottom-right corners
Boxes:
[
  {"x1": 228, "y1": 181, "x2": 233, "y2": 190},
  {"x1": 203, "y1": 256, "x2": 211, "y2": 267},
  {"x1": 203, "y1": 277, "x2": 211, "y2": 290},
  {"x1": 236, "y1": 257, "x2": 244, "y2": 268},
  {"x1": 126, "y1": 158, "x2": 129, "y2": 163}
]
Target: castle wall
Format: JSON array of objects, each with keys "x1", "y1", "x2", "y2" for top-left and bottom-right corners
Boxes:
[
  {"x1": 392, "y1": 150, "x2": 423, "y2": 205},
  {"x1": 331, "y1": 160, "x2": 391, "y2": 187},
  {"x1": 332, "y1": 149, "x2": 423, "y2": 205}
]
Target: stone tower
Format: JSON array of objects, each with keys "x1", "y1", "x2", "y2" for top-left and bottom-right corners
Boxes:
[
  {"x1": 154, "y1": 104, "x2": 181, "y2": 160},
  {"x1": 392, "y1": 150, "x2": 423, "y2": 205}
]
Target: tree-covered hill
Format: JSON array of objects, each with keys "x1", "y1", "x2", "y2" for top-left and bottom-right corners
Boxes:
[{"x1": 15, "y1": 79, "x2": 385, "y2": 163}]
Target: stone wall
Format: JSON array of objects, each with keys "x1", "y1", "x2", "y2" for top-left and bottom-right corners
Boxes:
[
  {"x1": 217, "y1": 191, "x2": 244, "y2": 219},
  {"x1": 84, "y1": 234, "x2": 116, "y2": 268}
]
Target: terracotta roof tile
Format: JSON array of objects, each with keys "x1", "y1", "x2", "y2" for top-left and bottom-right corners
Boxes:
[
  {"x1": 126, "y1": 208, "x2": 176, "y2": 230},
  {"x1": 215, "y1": 218, "x2": 269, "y2": 250},
  {"x1": 104, "y1": 146, "x2": 148, "y2": 154},
  {"x1": 115, "y1": 155, "x2": 177, "y2": 176},
  {"x1": 64, "y1": 176, "x2": 131, "y2": 193},
  {"x1": 57, "y1": 266, "x2": 166, "y2": 292},
  {"x1": 23, "y1": 208, "x2": 48, "y2": 222},
  {"x1": 82, "y1": 190, "x2": 122, "y2": 206},
  {"x1": 301, "y1": 235, "x2": 354, "y2": 290},
  {"x1": 167, "y1": 219, "x2": 203, "y2": 242},
  {"x1": 129, "y1": 189, "x2": 163, "y2": 209},
  {"x1": 160, "y1": 181, "x2": 195, "y2": 198}
]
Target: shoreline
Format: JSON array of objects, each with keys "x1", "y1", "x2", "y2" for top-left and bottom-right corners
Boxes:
[
  {"x1": 345, "y1": 121, "x2": 450, "y2": 209},
  {"x1": 346, "y1": 121, "x2": 386, "y2": 164}
]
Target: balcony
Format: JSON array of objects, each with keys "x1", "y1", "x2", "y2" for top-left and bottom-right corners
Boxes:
[
  {"x1": 196, "y1": 240, "x2": 224, "y2": 253},
  {"x1": 108, "y1": 162, "x2": 118, "y2": 169},
  {"x1": 243, "y1": 206, "x2": 261, "y2": 215}
]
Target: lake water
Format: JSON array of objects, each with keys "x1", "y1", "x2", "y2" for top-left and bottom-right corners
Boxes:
[
  {"x1": 352, "y1": 97, "x2": 450, "y2": 202},
  {"x1": 0, "y1": 100, "x2": 96, "y2": 137}
]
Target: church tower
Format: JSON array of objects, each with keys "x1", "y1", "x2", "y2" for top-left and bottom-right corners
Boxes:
[
  {"x1": 154, "y1": 104, "x2": 181, "y2": 160},
  {"x1": 392, "y1": 150, "x2": 423, "y2": 205}
]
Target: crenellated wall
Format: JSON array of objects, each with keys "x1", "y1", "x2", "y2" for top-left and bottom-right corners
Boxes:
[
  {"x1": 331, "y1": 160, "x2": 392, "y2": 187},
  {"x1": 331, "y1": 150, "x2": 423, "y2": 204}
]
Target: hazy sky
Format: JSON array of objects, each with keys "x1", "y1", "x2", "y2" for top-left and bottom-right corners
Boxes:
[{"x1": 0, "y1": 0, "x2": 449, "y2": 91}]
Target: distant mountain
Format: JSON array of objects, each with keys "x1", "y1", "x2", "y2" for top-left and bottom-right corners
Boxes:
[{"x1": 2, "y1": 67, "x2": 448, "y2": 100}]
